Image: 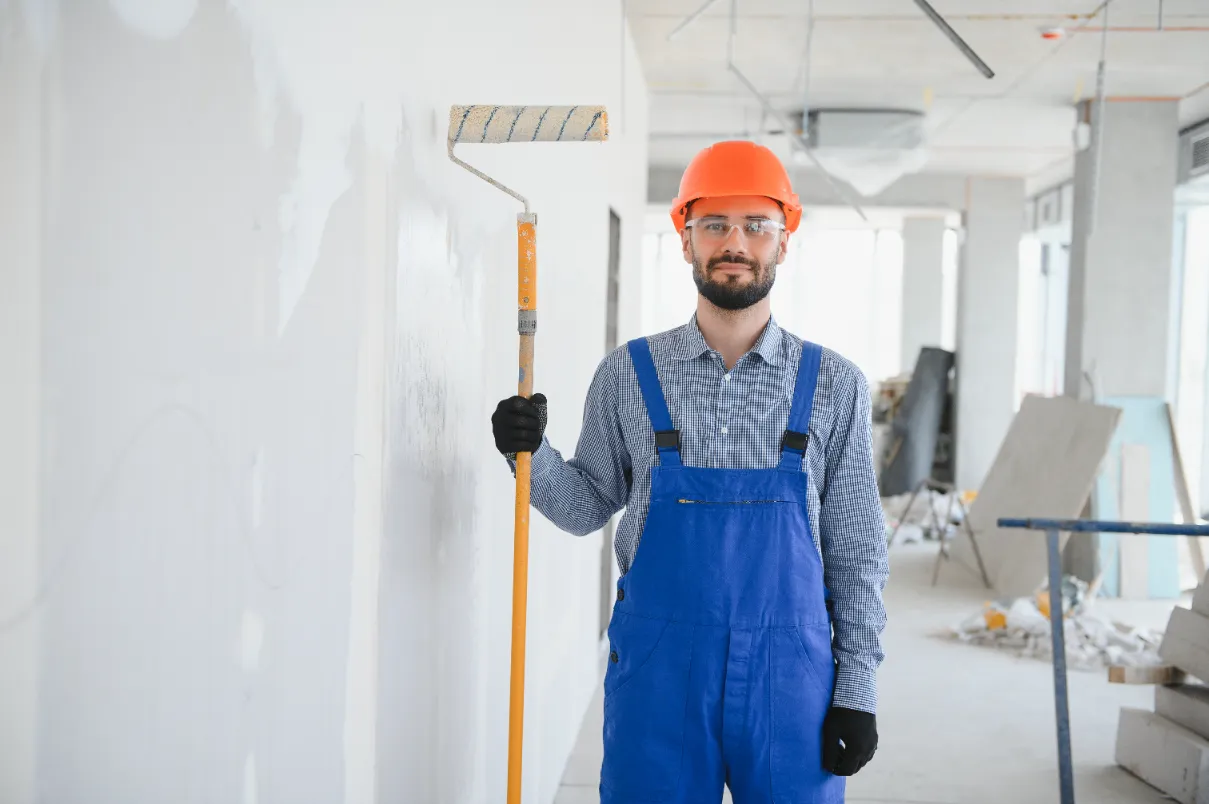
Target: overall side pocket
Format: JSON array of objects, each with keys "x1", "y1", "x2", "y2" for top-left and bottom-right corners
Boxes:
[
  {"x1": 601, "y1": 613, "x2": 693, "y2": 800},
  {"x1": 770, "y1": 625, "x2": 845, "y2": 802}
]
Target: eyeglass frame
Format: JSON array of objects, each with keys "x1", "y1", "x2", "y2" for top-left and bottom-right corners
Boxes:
[{"x1": 683, "y1": 215, "x2": 788, "y2": 242}]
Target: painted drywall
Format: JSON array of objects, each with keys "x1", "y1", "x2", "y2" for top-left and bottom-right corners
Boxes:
[
  {"x1": 0, "y1": 2, "x2": 648, "y2": 803},
  {"x1": 0, "y1": 8, "x2": 43, "y2": 803}
]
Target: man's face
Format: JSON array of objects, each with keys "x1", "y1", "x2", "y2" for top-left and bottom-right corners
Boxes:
[{"x1": 681, "y1": 195, "x2": 789, "y2": 311}]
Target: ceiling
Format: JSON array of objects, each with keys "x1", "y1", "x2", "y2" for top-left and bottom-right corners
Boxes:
[{"x1": 629, "y1": 0, "x2": 1209, "y2": 196}]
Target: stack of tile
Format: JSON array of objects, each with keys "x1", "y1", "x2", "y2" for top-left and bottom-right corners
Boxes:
[{"x1": 1114, "y1": 570, "x2": 1209, "y2": 804}]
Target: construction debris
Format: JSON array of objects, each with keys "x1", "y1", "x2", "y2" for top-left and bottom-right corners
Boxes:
[
  {"x1": 1114, "y1": 568, "x2": 1209, "y2": 804},
  {"x1": 942, "y1": 575, "x2": 1166, "y2": 672}
]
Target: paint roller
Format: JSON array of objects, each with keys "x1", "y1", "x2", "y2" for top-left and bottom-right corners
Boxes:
[{"x1": 447, "y1": 103, "x2": 608, "y2": 804}]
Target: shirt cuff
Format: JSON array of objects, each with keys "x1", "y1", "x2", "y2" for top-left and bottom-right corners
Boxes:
[
  {"x1": 530, "y1": 438, "x2": 556, "y2": 478},
  {"x1": 831, "y1": 660, "x2": 878, "y2": 714},
  {"x1": 506, "y1": 438, "x2": 556, "y2": 480}
]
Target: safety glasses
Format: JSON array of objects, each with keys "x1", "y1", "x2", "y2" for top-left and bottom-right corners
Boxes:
[{"x1": 684, "y1": 216, "x2": 786, "y2": 243}]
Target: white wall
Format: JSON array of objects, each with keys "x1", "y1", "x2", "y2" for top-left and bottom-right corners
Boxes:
[
  {"x1": 0, "y1": 2, "x2": 648, "y2": 803},
  {"x1": 0, "y1": 11, "x2": 43, "y2": 803}
]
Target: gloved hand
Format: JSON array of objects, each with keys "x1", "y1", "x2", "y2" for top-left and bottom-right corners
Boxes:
[
  {"x1": 491, "y1": 393, "x2": 548, "y2": 460},
  {"x1": 821, "y1": 706, "x2": 877, "y2": 776}
]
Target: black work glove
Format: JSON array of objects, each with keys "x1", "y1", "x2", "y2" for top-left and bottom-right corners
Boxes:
[
  {"x1": 821, "y1": 706, "x2": 877, "y2": 776},
  {"x1": 491, "y1": 393, "x2": 548, "y2": 460}
]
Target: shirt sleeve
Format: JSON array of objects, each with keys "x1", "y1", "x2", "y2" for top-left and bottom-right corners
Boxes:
[
  {"x1": 506, "y1": 351, "x2": 631, "y2": 537},
  {"x1": 818, "y1": 361, "x2": 890, "y2": 714}
]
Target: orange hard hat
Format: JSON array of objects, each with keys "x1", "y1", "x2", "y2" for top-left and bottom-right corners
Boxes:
[{"x1": 670, "y1": 140, "x2": 802, "y2": 234}]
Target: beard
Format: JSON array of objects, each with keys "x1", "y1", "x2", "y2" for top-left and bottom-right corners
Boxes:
[{"x1": 691, "y1": 246, "x2": 778, "y2": 311}]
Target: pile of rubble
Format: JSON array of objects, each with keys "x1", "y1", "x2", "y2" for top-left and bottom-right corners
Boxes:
[{"x1": 942, "y1": 575, "x2": 1166, "y2": 672}]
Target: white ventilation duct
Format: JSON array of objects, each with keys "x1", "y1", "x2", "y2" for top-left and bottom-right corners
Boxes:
[{"x1": 790, "y1": 109, "x2": 931, "y2": 197}]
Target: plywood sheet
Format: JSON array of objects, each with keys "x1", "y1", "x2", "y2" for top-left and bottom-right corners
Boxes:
[
  {"x1": 1108, "y1": 665, "x2": 1186, "y2": 685},
  {"x1": 1168, "y1": 403, "x2": 1209, "y2": 581},
  {"x1": 1115, "y1": 707, "x2": 1209, "y2": 804},
  {"x1": 946, "y1": 394, "x2": 1122, "y2": 598}
]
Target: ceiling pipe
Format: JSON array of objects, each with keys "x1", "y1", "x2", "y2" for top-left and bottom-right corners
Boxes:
[
  {"x1": 801, "y1": 0, "x2": 815, "y2": 120},
  {"x1": 724, "y1": 0, "x2": 868, "y2": 220},
  {"x1": 665, "y1": 0, "x2": 721, "y2": 41},
  {"x1": 643, "y1": 11, "x2": 1209, "y2": 23},
  {"x1": 1076, "y1": 25, "x2": 1209, "y2": 31},
  {"x1": 728, "y1": 66, "x2": 869, "y2": 221},
  {"x1": 912, "y1": 0, "x2": 995, "y2": 78}
]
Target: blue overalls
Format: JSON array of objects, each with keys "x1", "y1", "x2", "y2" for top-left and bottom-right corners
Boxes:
[{"x1": 599, "y1": 337, "x2": 843, "y2": 804}]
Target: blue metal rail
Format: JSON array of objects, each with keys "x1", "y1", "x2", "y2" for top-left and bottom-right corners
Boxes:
[
  {"x1": 998, "y1": 517, "x2": 1209, "y2": 536},
  {"x1": 994, "y1": 517, "x2": 1204, "y2": 804}
]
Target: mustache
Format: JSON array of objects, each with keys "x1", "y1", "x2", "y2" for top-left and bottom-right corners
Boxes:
[{"x1": 706, "y1": 255, "x2": 759, "y2": 271}]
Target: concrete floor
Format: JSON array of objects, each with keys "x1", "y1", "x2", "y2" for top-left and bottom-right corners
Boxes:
[{"x1": 555, "y1": 541, "x2": 1188, "y2": 804}]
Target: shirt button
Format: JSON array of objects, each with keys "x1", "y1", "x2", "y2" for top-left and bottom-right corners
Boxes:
[
  {"x1": 721, "y1": 426, "x2": 729, "y2": 435},
  {"x1": 724, "y1": 373, "x2": 731, "y2": 382}
]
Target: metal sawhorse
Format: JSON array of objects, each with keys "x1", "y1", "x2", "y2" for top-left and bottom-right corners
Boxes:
[
  {"x1": 995, "y1": 517, "x2": 1209, "y2": 804},
  {"x1": 888, "y1": 477, "x2": 992, "y2": 589}
]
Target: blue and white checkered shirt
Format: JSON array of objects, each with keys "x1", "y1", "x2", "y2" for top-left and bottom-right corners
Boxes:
[{"x1": 520, "y1": 314, "x2": 889, "y2": 714}]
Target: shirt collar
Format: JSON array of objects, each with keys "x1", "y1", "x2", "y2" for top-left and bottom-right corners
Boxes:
[{"x1": 673, "y1": 313, "x2": 785, "y2": 367}]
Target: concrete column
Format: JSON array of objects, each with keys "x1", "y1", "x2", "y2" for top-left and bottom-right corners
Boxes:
[
  {"x1": 954, "y1": 177, "x2": 1026, "y2": 491},
  {"x1": 1064, "y1": 99, "x2": 1180, "y2": 400},
  {"x1": 900, "y1": 216, "x2": 947, "y2": 371},
  {"x1": 1062, "y1": 99, "x2": 1181, "y2": 590}
]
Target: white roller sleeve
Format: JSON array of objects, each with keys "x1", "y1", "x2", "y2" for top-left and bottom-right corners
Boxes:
[{"x1": 448, "y1": 105, "x2": 608, "y2": 144}]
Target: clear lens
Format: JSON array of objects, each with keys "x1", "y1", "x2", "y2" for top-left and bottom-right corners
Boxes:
[{"x1": 687, "y1": 216, "x2": 784, "y2": 241}]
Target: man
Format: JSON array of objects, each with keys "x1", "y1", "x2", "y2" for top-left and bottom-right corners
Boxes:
[{"x1": 491, "y1": 140, "x2": 889, "y2": 804}]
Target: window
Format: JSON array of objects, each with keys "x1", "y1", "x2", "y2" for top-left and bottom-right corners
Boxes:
[
  {"x1": 1015, "y1": 235, "x2": 1044, "y2": 404},
  {"x1": 1177, "y1": 206, "x2": 1209, "y2": 516},
  {"x1": 642, "y1": 220, "x2": 907, "y2": 384},
  {"x1": 941, "y1": 227, "x2": 958, "y2": 352}
]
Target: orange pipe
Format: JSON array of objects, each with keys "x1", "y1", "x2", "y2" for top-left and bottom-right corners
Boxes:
[
  {"x1": 1077, "y1": 26, "x2": 1209, "y2": 32},
  {"x1": 508, "y1": 214, "x2": 537, "y2": 804}
]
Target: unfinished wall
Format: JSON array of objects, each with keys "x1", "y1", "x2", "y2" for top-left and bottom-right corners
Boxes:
[
  {"x1": 0, "y1": 9, "x2": 43, "y2": 802},
  {"x1": 0, "y1": 1, "x2": 648, "y2": 802}
]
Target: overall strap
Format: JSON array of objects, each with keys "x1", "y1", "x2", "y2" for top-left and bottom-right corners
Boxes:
[
  {"x1": 779, "y1": 341, "x2": 823, "y2": 470},
  {"x1": 626, "y1": 338, "x2": 682, "y2": 467}
]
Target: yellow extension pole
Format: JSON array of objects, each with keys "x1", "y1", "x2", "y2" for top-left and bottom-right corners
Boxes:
[
  {"x1": 445, "y1": 103, "x2": 607, "y2": 804},
  {"x1": 509, "y1": 213, "x2": 537, "y2": 804}
]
